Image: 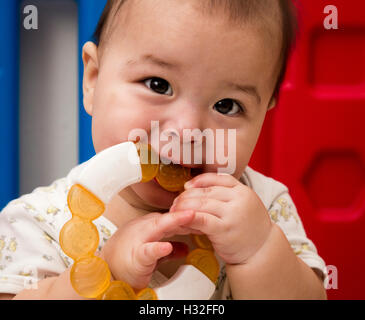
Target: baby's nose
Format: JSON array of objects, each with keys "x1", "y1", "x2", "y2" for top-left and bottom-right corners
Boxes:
[{"x1": 162, "y1": 106, "x2": 204, "y2": 142}]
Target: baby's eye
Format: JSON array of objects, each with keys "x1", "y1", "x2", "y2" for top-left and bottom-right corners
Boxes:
[
  {"x1": 213, "y1": 99, "x2": 244, "y2": 116},
  {"x1": 144, "y1": 77, "x2": 173, "y2": 96}
]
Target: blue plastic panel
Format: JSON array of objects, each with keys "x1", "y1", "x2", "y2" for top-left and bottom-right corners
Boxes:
[
  {"x1": 0, "y1": 0, "x2": 107, "y2": 209},
  {"x1": 0, "y1": 0, "x2": 20, "y2": 210},
  {"x1": 76, "y1": 0, "x2": 107, "y2": 163}
]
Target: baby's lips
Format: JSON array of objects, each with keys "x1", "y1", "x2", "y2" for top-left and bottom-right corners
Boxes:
[{"x1": 158, "y1": 241, "x2": 189, "y2": 265}]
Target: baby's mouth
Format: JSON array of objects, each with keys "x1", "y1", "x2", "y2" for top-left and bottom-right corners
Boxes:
[
  {"x1": 159, "y1": 155, "x2": 205, "y2": 176},
  {"x1": 136, "y1": 143, "x2": 205, "y2": 192},
  {"x1": 190, "y1": 167, "x2": 204, "y2": 177}
]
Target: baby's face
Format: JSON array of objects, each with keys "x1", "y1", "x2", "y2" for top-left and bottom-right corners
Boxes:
[{"x1": 83, "y1": 0, "x2": 281, "y2": 210}]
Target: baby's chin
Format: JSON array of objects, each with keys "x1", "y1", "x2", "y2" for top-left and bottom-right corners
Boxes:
[{"x1": 130, "y1": 179, "x2": 179, "y2": 211}]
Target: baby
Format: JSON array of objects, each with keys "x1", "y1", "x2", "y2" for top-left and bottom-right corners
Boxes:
[{"x1": 0, "y1": 0, "x2": 327, "y2": 299}]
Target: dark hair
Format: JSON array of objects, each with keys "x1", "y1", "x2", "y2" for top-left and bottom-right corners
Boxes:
[
  {"x1": 93, "y1": 0, "x2": 126, "y2": 46},
  {"x1": 93, "y1": 0, "x2": 298, "y2": 100}
]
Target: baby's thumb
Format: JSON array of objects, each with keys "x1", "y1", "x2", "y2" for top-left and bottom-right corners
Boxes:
[{"x1": 137, "y1": 242, "x2": 173, "y2": 270}]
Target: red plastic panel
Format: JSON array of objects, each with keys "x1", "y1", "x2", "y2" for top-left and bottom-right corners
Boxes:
[{"x1": 250, "y1": 0, "x2": 365, "y2": 299}]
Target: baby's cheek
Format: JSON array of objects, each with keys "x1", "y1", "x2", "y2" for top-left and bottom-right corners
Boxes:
[
  {"x1": 91, "y1": 120, "x2": 124, "y2": 154},
  {"x1": 232, "y1": 161, "x2": 247, "y2": 180},
  {"x1": 233, "y1": 132, "x2": 259, "y2": 174},
  {"x1": 220, "y1": 148, "x2": 248, "y2": 179},
  {"x1": 91, "y1": 109, "x2": 148, "y2": 154},
  {"x1": 92, "y1": 85, "x2": 155, "y2": 142}
]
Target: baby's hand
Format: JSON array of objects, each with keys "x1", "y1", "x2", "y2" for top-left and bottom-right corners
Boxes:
[
  {"x1": 170, "y1": 173, "x2": 273, "y2": 265},
  {"x1": 100, "y1": 210, "x2": 195, "y2": 289}
]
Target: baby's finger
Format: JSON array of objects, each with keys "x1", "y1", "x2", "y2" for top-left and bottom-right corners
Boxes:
[
  {"x1": 144, "y1": 210, "x2": 195, "y2": 242},
  {"x1": 174, "y1": 186, "x2": 234, "y2": 203},
  {"x1": 140, "y1": 212, "x2": 162, "y2": 221},
  {"x1": 171, "y1": 197, "x2": 224, "y2": 219},
  {"x1": 175, "y1": 227, "x2": 204, "y2": 235},
  {"x1": 184, "y1": 172, "x2": 238, "y2": 189},
  {"x1": 137, "y1": 242, "x2": 173, "y2": 268},
  {"x1": 163, "y1": 226, "x2": 204, "y2": 238},
  {"x1": 184, "y1": 211, "x2": 223, "y2": 236}
]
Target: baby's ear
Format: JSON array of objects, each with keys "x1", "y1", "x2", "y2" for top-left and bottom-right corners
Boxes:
[
  {"x1": 267, "y1": 96, "x2": 277, "y2": 111},
  {"x1": 82, "y1": 41, "x2": 99, "y2": 116}
]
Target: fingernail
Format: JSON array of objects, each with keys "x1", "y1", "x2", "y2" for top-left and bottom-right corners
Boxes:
[
  {"x1": 160, "y1": 242, "x2": 172, "y2": 252},
  {"x1": 184, "y1": 180, "x2": 193, "y2": 189}
]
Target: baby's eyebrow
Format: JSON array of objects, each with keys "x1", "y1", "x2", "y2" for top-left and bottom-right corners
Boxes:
[
  {"x1": 126, "y1": 54, "x2": 180, "y2": 70},
  {"x1": 224, "y1": 81, "x2": 261, "y2": 105}
]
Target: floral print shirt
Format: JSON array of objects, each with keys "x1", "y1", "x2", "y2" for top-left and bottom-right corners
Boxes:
[{"x1": 0, "y1": 163, "x2": 327, "y2": 298}]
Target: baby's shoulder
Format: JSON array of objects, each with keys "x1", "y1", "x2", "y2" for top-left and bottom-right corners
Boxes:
[
  {"x1": 241, "y1": 166, "x2": 289, "y2": 210},
  {"x1": 1, "y1": 163, "x2": 86, "y2": 240}
]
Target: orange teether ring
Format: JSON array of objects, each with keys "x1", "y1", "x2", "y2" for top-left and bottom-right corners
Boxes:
[
  {"x1": 67, "y1": 184, "x2": 105, "y2": 221},
  {"x1": 59, "y1": 217, "x2": 99, "y2": 260},
  {"x1": 137, "y1": 287, "x2": 158, "y2": 300},
  {"x1": 191, "y1": 234, "x2": 214, "y2": 250},
  {"x1": 70, "y1": 256, "x2": 111, "y2": 298},
  {"x1": 186, "y1": 248, "x2": 219, "y2": 283},
  {"x1": 99, "y1": 280, "x2": 137, "y2": 300},
  {"x1": 135, "y1": 142, "x2": 159, "y2": 182},
  {"x1": 156, "y1": 163, "x2": 192, "y2": 192}
]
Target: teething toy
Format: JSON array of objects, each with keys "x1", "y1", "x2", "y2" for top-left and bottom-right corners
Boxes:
[
  {"x1": 134, "y1": 141, "x2": 192, "y2": 191},
  {"x1": 156, "y1": 162, "x2": 192, "y2": 192},
  {"x1": 59, "y1": 141, "x2": 219, "y2": 300}
]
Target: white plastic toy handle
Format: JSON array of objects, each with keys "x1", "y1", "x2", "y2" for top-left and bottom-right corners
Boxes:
[
  {"x1": 72, "y1": 141, "x2": 216, "y2": 300},
  {"x1": 74, "y1": 142, "x2": 142, "y2": 204}
]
